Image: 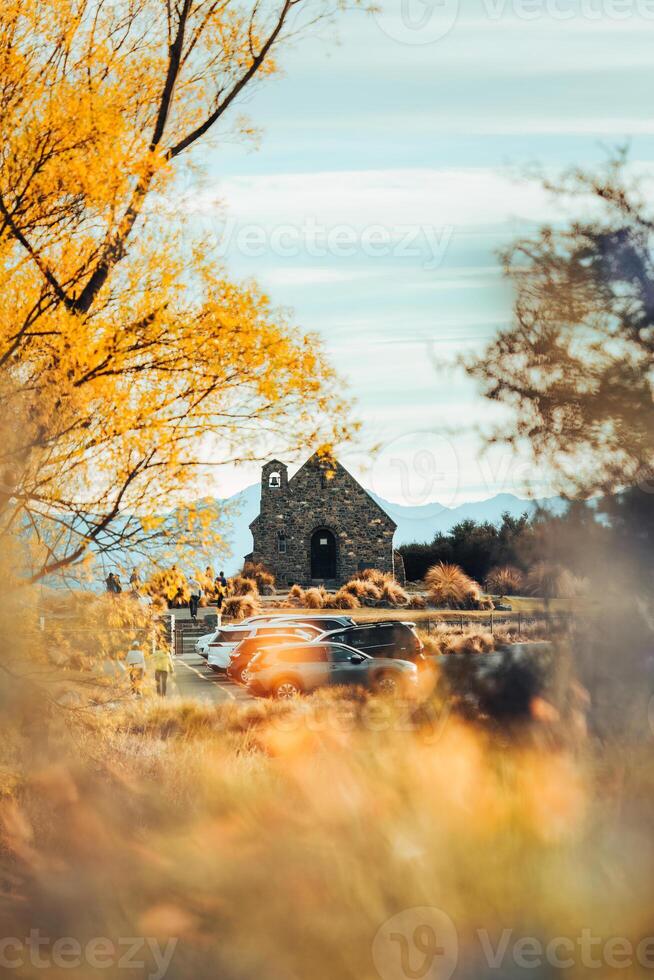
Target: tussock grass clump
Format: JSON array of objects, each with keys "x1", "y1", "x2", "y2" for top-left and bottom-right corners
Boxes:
[
  {"x1": 242, "y1": 561, "x2": 276, "y2": 593},
  {"x1": 229, "y1": 574, "x2": 259, "y2": 597},
  {"x1": 425, "y1": 562, "x2": 484, "y2": 609},
  {"x1": 302, "y1": 586, "x2": 328, "y2": 608},
  {"x1": 485, "y1": 565, "x2": 525, "y2": 595},
  {"x1": 380, "y1": 578, "x2": 409, "y2": 606},
  {"x1": 419, "y1": 627, "x2": 495, "y2": 657},
  {"x1": 341, "y1": 578, "x2": 382, "y2": 602},
  {"x1": 223, "y1": 593, "x2": 260, "y2": 620},
  {"x1": 324, "y1": 589, "x2": 361, "y2": 610},
  {"x1": 340, "y1": 572, "x2": 408, "y2": 607}
]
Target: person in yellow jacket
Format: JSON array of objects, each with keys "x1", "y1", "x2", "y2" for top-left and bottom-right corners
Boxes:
[{"x1": 152, "y1": 646, "x2": 175, "y2": 698}]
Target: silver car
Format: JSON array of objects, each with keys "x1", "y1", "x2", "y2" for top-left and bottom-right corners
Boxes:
[{"x1": 245, "y1": 641, "x2": 418, "y2": 699}]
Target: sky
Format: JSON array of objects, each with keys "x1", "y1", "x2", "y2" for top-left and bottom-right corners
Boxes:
[{"x1": 184, "y1": 0, "x2": 654, "y2": 507}]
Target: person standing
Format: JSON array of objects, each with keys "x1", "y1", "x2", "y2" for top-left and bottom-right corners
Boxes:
[
  {"x1": 125, "y1": 643, "x2": 146, "y2": 696},
  {"x1": 188, "y1": 576, "x2": 202, "y2": 622},
  {"x1": 129, "y1": 568, "x2": 140, "y2": 592},
  {"x1": 152, "y1": 645, "x2": 175, "y2": 697},
  {"x1": 214, "y1": 571, "x2": 228, "y2": 614}
]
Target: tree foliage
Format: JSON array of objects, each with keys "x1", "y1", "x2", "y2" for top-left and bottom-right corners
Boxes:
[
  {"x1": 0, "y1": 0, "x2": 354, "y2": 582},
  {"x1": 400, "y1": 512, "x2": 532, "y2": 583},
  {"x1": 465, "y1": 153, "x2": 654, "y2": 496}
]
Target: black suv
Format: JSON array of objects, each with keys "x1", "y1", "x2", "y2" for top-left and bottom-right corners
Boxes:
[{"x1": 319, "y1": 621, "x2": 424, "y2": 663}]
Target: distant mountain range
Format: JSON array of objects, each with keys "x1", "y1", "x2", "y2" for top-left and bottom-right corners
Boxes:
[{"x1": 217, "y1": 483, "x2": 566, "y2": 573}]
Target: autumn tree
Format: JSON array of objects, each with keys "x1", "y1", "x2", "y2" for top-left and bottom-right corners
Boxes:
[
  {"x1": 0, "y1": 0, "x2": 355, "y2": 582},
  {"x1": 466, "y1": 154, "x2": 654, "y2": 736},
  {"x1": 466, "y1": 152, "x2": 654, "y2": 497}
]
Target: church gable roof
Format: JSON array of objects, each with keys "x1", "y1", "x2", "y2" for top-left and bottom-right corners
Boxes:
[{"x1": 289, "y1": 453, "x2": 397, "y2": 530}]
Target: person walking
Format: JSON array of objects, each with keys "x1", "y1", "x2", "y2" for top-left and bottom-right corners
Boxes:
[
  {"x1": 152, "y1": 645, "x2": 175, "y2": 697},
  {"x1": 125, "y1": 643, "x2": 146, "y2": 696},
  {"x1": 188, "y1": 576, "x2": 202, "y2": 622}
]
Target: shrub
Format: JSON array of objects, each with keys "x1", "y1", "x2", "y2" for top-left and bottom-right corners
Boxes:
[
  {"x1": 485, "y1": 565, "x2": 525, "y2": 596},
  {"x1": 223, "y1": 593, "x2": 260, "y2": 620},
  {"x1": 341, "y1": 578, "x2": 382, "y2": 602},
  {"x1": 242, "y1": 561, "x2": 276, "y2": 593},
  {"x1": 425, "y1": 562, "x2": 482, "y2": 609},
  {"x1": 324, "y1": 590, "x2": 361, "y2": 610},
  {"x1": 443, "y1": 631, "x2": 495, "y2": 655},
  {"x1": 407, "y1": 594, "x2": 426, "y2": 610},
  {"x1": 230, "y1": 575, "x2": 259, "y2": 597},
  {"x1": 359, "y1": 568, "x2": 389, "y2": 588},
  {"x1": 303, "y1": 587, "x2": 327, "y2": 608},
  {"x1": 380, "y1": 579, "x2": 409, "y2": 606},
  {"x1": 525, "y1": 561, "x2": 563, "y2": 598}
]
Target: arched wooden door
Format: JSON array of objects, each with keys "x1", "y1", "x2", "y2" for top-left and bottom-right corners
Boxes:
[{"x1": 310, "y1": 528, "x2": 336, "y2": 579}]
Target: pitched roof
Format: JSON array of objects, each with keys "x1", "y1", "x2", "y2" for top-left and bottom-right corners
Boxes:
[
  {"x1": 250, "y1": 452, "x2": 397, "y2": 531},
  {"x1": 288, "y1": 452, "x2": 397, "y2": 530}
]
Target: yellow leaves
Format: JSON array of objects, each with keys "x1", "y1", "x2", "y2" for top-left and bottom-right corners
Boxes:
[{"x1": 0, "y1": 0, "x2": 355, "y2": 580}]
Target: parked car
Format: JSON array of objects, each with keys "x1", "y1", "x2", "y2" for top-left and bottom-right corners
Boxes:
[
  {"x1": 318, "y1": 621, "x2": 424, "y2": 663},
  {"x1": 241, "y1": 613, "x2": 356, "y2": 632},
  {"x1": 206, "y1": 622, "x2": 322, "y2": 672},
  {"x1": 227, "y1": 627, "x2": 321, "y2": 684},
  {"x1": 195, "y1": 630, "x2": 219, "y2": 658},
  {"x1": 245, "y1": 641, "x2": 418, "y2": 699}
]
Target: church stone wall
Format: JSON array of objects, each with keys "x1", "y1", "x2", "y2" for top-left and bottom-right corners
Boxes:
[{"x1": 249, "y1": 456, "x2": 396, "y2": 587}]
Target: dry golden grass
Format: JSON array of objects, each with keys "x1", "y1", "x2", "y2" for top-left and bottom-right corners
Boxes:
[
  {"x1": 425, "y1": 562, "x2": 484, "y2": 609},
  {"x1": 485, "y1": 564, "x2": 526, "y2": 595},
  {"x1": 4, "y1": 672, "x2": 654, "y2": 980},
  {"x1": 325, "y1": 589, "x2": 361, "y2": 609},
  {"x1": 3, "y1": 572, "x2": 654, "y2": 980},
  {"x1": 242, "y1": 561, "x2": 276, "y2": 592},
  {"x1": 222, "y1": 593, "x2": 260, "y2": 620},
  {"x1": 229, "y1": 574, "x2": 259, "y2": 597},
  {"x1": 342, "y1": 577, "x2": 383, "y2": 601}
]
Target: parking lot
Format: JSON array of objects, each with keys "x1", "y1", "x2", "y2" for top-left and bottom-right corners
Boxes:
[{"x1": 173, "y1": 652, "x2": 252, "y2": 703}]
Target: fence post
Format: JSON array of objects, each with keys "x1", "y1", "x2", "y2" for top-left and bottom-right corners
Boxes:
[
  {"x1": 490, "y1": 612, "x2": 494, "y2": 635},
  {"x1": 460, "y1": 615, "x2": 463, "y2": 633},
  {"x1": 518, "y1": 611, "x2": 522, "y2": 637}
]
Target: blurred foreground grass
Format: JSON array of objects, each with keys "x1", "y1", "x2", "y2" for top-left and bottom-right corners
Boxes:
[
  {"x1": 1, "y1": 579, "x2": 653, "y2": 980},
  {"x1": 2, "y1": 679, "x2": 654, "y2": 979}
]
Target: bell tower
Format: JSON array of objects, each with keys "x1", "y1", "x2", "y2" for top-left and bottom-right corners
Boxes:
[{"x1": 260, "y1": 460, "x2": 288, "y2": 512}]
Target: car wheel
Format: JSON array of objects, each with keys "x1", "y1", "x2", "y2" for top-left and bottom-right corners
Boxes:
[
  {"x1": 273, "y1": 678, "x2": 302, "y2": 699},
  {"x1": 373, "y1": 672, "x2": 399, "y2": 696},
  {"x1": 239, "y1": 667, "x2": 251, "y2": 685}
]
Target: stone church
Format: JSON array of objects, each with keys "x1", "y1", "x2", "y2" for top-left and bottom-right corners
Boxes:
[{"x1": 246, "y1": 453, "x2": 400, "y2": 587}]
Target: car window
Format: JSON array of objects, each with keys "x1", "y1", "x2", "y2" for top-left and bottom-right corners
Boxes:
[
  {"x1": 328, "y1": 645, "x2": 364, "y2": 663},
  {"x1": 278, "y1": 645, "x2": 328, "y2": 664},
  {"x1": 215, "y1": 629, "x2": 247, "y2": 642},
  {"x1": 371, "y1": 626, "x2": 396, "y2": 645},
  {"x1": 341, "y1": 628, "x2": 375, "y2": 648}
]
